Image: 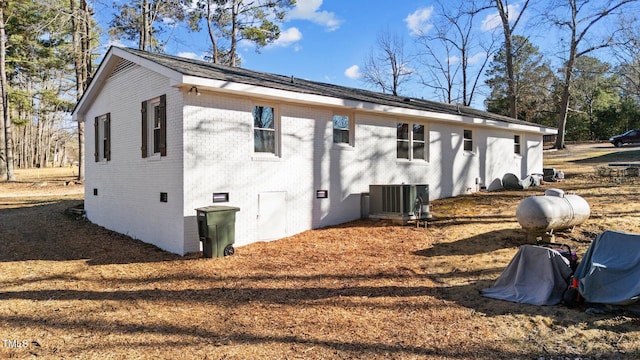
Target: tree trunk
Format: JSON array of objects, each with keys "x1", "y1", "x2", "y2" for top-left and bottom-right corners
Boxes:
[
  {"x1": 45, "y1": 116, "x2": 54, "y2": 167},
  {"x1": 140, "y1": 0, "x2": 146, "y2": 50},
  {"x1": 555, "y1": 41, "x2": 576, "y2": 150},
  {"x1": 71, "y1": 0, "x2": 91, "y2": 180},
  {"x1": 0, "y1": 3, "x2": 14, "y2": 181},
  {"x1": 555, "y1": 75, "x2": 573, "y2": 150},
  {"x1": 0, "y1": 82, "x2": 4, "y2": 178},
  {"x1": 497, "y1": 2, "x2": 517, "y2": 118},
  {"x1": 555, "y1": 25, "x2": 578, "y2": 150},
  {"x1": 230, "y1": 0, "x2": 239, "y2": 67},
  {"x1": 206, "y1": 0, "x2": 219, "y2": 63},
  {"x1": 494, "y1": 0, "x2": 530, "y2": 119},
  {"x1": 60, "y1": 144, "x2": 67, "y2": 167}
]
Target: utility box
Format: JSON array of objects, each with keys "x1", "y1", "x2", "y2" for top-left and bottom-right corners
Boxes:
[
  {"x1": 360, "y1": 192, "x2": 370, "y2": 219},
  {"x1": 368, "y1": 184, "x2": 430, "y2": 224},
  {"x1": 196, "y1": 206, "x2": 240, "y2": 258}
]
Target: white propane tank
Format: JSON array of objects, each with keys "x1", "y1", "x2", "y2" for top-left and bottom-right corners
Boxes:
[{"x1": 516, "y1": 188, "x2": 590, "y2": 233}]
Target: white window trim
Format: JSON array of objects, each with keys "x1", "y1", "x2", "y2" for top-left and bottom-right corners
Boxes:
[
  {"x1": 148, "y1": 97, "x2": 161, "y2": 157},
  {"x1": 514, "y1": 133, "x2": 523, "y2": 157},
  {"x1": 251, "y1": 102, "x2": 281, "y2": 160},
  {"x1": 97, "y1": 114, "x2": 108, "y2": 162},
  {"x1": 411, "y1": 123, "x2": 428, "y2": 162},
  {"x1": 331, "y1": 112, "x2": 355, "y2": 149},
  {"x1": 397, "y1": 122, "x2": 429, "y2": 163},
  {"x1": 463, "y1": 129, "x2": 475, "y2": 155}
]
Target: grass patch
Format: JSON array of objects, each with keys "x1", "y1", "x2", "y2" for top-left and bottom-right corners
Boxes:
[{"x1": 572, "y1": 149, "x2": 640, "y2": 164}]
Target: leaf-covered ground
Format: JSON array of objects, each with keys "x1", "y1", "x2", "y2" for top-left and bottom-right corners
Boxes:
[{"x1": 1, "y1": 144, "x2": 640, "y2": 359}]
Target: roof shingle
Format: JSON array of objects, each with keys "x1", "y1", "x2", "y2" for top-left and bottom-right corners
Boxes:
[{"x1": 118, "y1": 47, "x2": 553, "y2": 129}]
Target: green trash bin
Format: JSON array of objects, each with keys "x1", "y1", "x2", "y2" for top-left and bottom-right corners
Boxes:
[{"x1": 196, "y1": 206, "x2": 240, "y2": 258}]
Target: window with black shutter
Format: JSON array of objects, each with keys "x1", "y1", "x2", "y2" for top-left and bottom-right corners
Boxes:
[
  {"x1": 104, "y1": 113, "x2": 111, "y2": 161},
  {"x1": 141, "y1": 100, "x2": 148, "y2": 158},
  {"x1": 159, "y1": 94, "x2": 166, "y2": 156},
  {"x1": 142, "y1": 95, "x2": 167, "y2": 158},
  {"x1": 94, "y1": 116, "x2": 99, "y2": 162},
  {"x1": 94, "y1": 113, "x2": 111, "y2": 162}
]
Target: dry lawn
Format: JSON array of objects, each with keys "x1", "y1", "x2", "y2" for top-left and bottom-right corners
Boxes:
[{"x1": 1, "y1": 145, "x2": 640, "y2": 359}]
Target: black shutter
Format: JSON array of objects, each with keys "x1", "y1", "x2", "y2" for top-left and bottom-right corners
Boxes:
[
  {"x1": 141, "y1": 100, "x2": 148, "y2": 158},
  {"x1": 105, "y1": 113, "x2": 111, "y2": 161},
  {"x1": 159, "y1": 94, "x2": 167, "y2": 156},
  {"x1": 94, "y1": 116, "x2": 99, "y2": 162}
]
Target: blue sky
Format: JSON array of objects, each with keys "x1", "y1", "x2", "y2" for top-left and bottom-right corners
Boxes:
[{"x1": 94, "y1": 0, "x2": 531, "y2": 109}]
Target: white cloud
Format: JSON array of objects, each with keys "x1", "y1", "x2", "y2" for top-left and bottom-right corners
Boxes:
[
  {"x1": 481, "y1": 4, "x2": 520, "y2": 32},
  {"x1": 344, "y1": 65, "x2": 362, "y2": 79},
  {"x1": 239, "y1": 38, "x2": 254, "y2": 50},
  {"x1": 288, "y1": 0, "x2": 342, "y2": 31},
  {"x1": 468, "y1": 52, "x2": 487, "y2": 64},
  {"x1": 162, "y1": 17, "x2": 176, "y2": 25},
  {"x1": 177, "y1": 52, "x2": 199, "y2": 60},
  {"x1": 405, "y1": 7, "x2": 434, "y2": 36},
  {"x1": 106, "y1": 39, "x2": 126, "y2": 48},
  {"x1": 447, "y1": 53, "x2": 485, "y2": 65},
  {"x1": 398, "y1": 63, "x2": 414, "y2": 75},
  {"x1": 272, "y1": 27, "x2": 303, "y2": 47}
]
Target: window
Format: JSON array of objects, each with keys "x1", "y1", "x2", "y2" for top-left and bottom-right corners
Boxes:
[
  {"x1": 397, "y1": 123, "x2": 409, "y2": 159},
  {"x1": 463, "y1": 129, "x2": 473, "y2": 152},
  {"x1": 397, "y1": 122, "x2": 427, "y2": 161},
  {"x1": 412, "y1": 124, "x2": 425, "y2": 160},
  {"x1": 141, "y1": 95, "x2": 166, "y2": 158},
  {"x1": 514, "y1": 135, "x2": 521, "y2": 155},
  {"x1": 333, "y1": 114, "x2": 351, "y2": 144},
  {"x1": 153, "y1": 104, "x2": 162, "y2": 154},
  {"x1": 94, "y1": 113, "x2": 110, "y2": 162},
  {"x1": 253, "y1": 105, "x2": 276, "y2": 154}
]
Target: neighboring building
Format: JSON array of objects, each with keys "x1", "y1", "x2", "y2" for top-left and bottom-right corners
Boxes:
[{"x1": 72, "y1": 47, "x2": 557, "y2": 255}]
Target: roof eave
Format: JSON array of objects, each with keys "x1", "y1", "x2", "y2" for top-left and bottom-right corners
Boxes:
[
  {"x1": 175, "y1": 76, "x2": 557, "y2": 135},
  {"x1": 72, "y1": 46, "x2": 185, "y2": 121}
]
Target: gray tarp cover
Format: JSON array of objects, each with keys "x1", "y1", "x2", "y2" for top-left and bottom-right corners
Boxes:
[
  {"x1": 481, "y1": 245, "x2": 573, "y2": 305},
  {"x1": 573, "y1": 230, "x2": 640, "y2": 306}
]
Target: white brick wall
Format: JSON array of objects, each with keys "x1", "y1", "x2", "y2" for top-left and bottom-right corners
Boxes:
[
  {"x1": 181, "y1": 92, "x2": 545, "y2": 252},
  {"x1": 84, "y1": 65, "x2": 186, "y2": 254},
  {"x1": 85, "y1": 63, "x2": 545, "y2": 255}
]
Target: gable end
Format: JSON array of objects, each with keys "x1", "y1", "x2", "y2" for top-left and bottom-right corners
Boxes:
[{"x1": 110, "y1": 58, "x2": 136, "y2": 78}]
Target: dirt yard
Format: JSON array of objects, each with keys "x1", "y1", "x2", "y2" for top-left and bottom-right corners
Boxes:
[{"x1": 1, "y1": 145, "x2": 640, "y2": 359}]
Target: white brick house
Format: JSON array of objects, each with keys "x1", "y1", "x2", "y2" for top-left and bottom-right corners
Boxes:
[{"x1": 72, "y1": 47, "x2": 556, "y2": 255}]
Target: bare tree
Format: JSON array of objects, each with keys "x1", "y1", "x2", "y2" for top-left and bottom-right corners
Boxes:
[
  {"x1": 612, "y1": 18, "x2": 640, "y2": 102},
  {"x1": 415, "y1": 0, "x2": 495, "y2": 106},
  {"x1": 492, "y1": 0, "x2": 531, "y2": 119},
  {"x1": 550, "y1": 0, "x2": 639, "y2": 149},
  {"x1": 361, "y1": 30, "x2": 413, "y2": 96},
  {"x1": 416, "y1": 22, "x2": 458, "y2": 103}
]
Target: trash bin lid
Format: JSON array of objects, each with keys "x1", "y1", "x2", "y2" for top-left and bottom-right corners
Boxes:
[{"x1": 196, "y1": 205, "x2": 240, "y2": 213}]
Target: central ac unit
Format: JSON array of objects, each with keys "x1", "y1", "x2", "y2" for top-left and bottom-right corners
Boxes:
[{"x1": 368, "y1": 184, "x2": 430, "y2": 224}]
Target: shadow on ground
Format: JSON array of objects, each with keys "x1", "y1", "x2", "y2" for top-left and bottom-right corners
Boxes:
[
  {"x1": 0, "y1": 199, "x2": 190, "y2": 265},
  {"x1": 571, "y1": 149, "x2": 640, "y2": 164}
]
